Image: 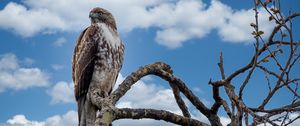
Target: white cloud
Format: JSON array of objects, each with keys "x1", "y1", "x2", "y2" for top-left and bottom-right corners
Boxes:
[
  {"x1": 0, "y1": 53, "x2": 19, "y2": 70},
  {"x1": 6, "y1": 115, "x2": 44, "y2": 126},
  {"x1": 218, "y1": 8, "x2": 273, "y2": 43},
  {"x1": 0, "y1": 53, "x2": 49, "y2": 92},
  {"x1": 4, "y1": 110, "x2": 77, "y2": 126},
  {"x1": 220, "y1": 116, "x2": 231, "y2": 126},
  {"x1": 53, "y1": 37, "x2": 67, "y2": 47},
  {"x1": 50, "y1": 64, "x2": 64, "y2": 71},
  {"x1": 47, "y1": 81, "x2": 75, "y2": 104},
  {"x1": 0, "y1": 0, "x2": 274, "y2": 48},
  {"x1": 43, "y1": 111, "x2": 77, "y2": 126},
  {"x1": 0, "y1": 2, "x2": 66, "y2": 37}
]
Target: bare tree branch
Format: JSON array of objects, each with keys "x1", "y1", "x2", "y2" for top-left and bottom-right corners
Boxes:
[
  {"x1": 170, "y1": 83, "x2": 191, "y2": 117},
  {"x1": 115, "y1": 108, "x2": 208, "y2": 126}
]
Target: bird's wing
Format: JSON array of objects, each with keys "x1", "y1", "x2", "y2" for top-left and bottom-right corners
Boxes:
[{"x1": 72, "y1": 26, "x2": 98, "y2": 101}]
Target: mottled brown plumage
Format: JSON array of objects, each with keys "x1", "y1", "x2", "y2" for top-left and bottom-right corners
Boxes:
[{"x1": 72, "y1": 7, "x2": 124, "y2": 126}]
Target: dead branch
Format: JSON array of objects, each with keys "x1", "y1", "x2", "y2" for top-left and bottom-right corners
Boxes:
[
  {"x1": 115, "y1": 108, "x2": 208, "y2": 126},
  {"x1": 93, "y1": 62, "x2": 211, "y2": 126}
]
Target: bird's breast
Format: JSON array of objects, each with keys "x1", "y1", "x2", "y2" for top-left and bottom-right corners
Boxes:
[{"x1": 94, "y1": 23, "x2": 124, "y2": 70}]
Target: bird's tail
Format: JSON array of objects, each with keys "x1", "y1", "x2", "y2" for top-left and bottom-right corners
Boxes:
[{"x1": 77, "y1": 96, "x2": 86, "y2": 126}]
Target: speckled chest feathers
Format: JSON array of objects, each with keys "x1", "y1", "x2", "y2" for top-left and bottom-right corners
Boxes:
[{"x1": 92, "y1": 23, "x2": 124, "y2": 70}]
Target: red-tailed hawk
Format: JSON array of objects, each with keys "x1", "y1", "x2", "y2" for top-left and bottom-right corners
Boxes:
[{"x1": 72, "y1": 7, "x2": 124, "y2": 126}]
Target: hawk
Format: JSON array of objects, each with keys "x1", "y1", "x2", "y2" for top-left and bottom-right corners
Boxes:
[{"x1": 72, "y1": 7, "x2": 124, "y2": 126}]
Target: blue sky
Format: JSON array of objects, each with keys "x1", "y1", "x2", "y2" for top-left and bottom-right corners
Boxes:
[{"x1": 0, "y1": 0, "x2": 299, "y2": 126}]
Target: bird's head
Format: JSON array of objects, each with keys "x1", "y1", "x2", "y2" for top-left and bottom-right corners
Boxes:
[{"x1": 89, "y1": 7, "x2": 117, "y2": 30}]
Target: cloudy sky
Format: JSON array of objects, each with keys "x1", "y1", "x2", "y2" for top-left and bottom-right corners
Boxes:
[{"x1": 0, "y1": 0, "x2": 299, "y2": 126}]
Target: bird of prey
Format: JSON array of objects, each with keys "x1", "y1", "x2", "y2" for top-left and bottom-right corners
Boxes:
[{"x1": 72, "y1": 7, "x2": 124, "y2": 126}]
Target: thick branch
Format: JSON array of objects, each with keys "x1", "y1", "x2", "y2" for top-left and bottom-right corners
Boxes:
[
  {"x1": 114, "y1": 108, "x2": 209, "y2": 126},
  {"x1": 250, "y1": 101, "x2": 300, "y2": 114},
  {"x1": 95, "y1": 62, "x2": 213, "y2": 126}
]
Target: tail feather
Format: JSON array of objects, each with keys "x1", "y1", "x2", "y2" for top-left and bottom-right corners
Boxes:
[
  {"x1": 77, "y1": 96, "x2": 86, "y2": 126},
  {"x1": 77, "y1": 96, "x2": 97, "y2": 126}
]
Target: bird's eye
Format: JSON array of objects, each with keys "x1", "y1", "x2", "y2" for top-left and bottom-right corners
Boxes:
[{"x1": 89, "y1": 13, "x2": 101, "y2": 18}]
